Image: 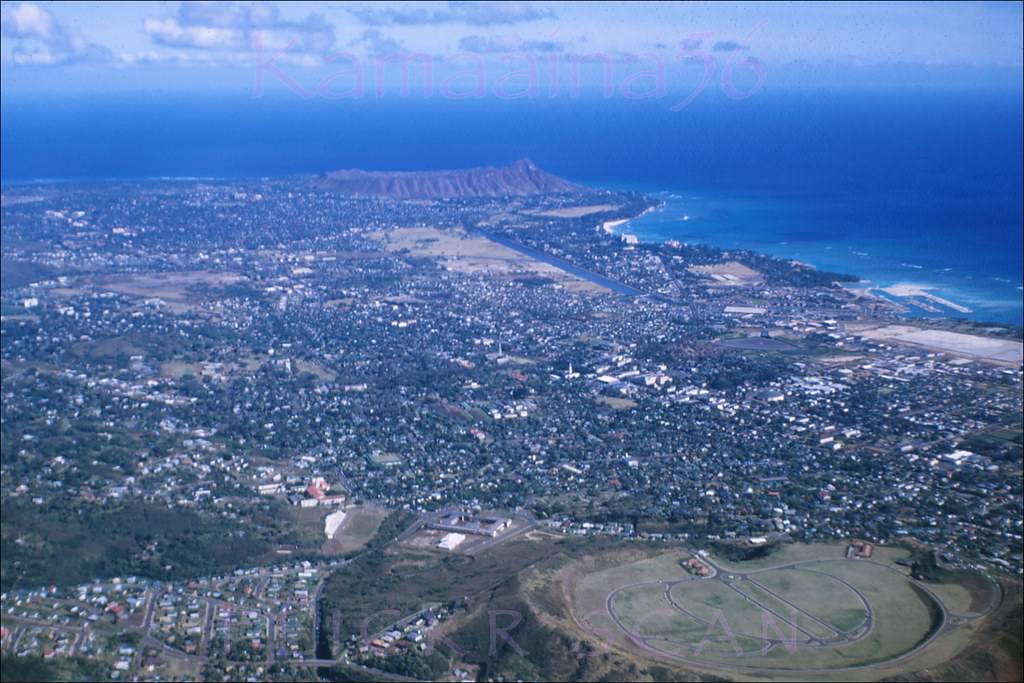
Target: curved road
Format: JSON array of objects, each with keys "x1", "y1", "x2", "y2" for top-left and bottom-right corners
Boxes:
[{"x1": 598, "y1": 550, "x2": 997, "y2": 676}]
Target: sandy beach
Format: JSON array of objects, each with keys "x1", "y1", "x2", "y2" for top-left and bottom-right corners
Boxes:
[
  {"x1": 881, "y1": 284, "x2": 972, "y2": 314},
  {"x1": 602, "y1": 204, "x2": 659, "y2": 234},
  {"x1": 601, "y1": 218, "x2": 629, "y2": 233}
]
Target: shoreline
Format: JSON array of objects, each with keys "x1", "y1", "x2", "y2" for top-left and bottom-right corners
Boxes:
[
  {"x1": 606, "y1": 196, "x2": 1016, "y2": 325},
  {"x1": 602, "y1": 203, "x2": 659, "y2": 235},
  {"x1": 880, "y1": 284, "x2": 972, "y2": 314}
]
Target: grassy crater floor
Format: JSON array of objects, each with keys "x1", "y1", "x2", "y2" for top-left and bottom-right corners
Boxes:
[{"x1": 571, "y1": 543, "x2": 993, "y2": 676}]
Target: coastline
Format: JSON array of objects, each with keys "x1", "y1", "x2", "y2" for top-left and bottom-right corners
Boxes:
[
  {"x1": 601, "y1": 218, "x2": 630, "y2": 234},
  {"x1": 602, "y1": 203, "x2": 658, "y2": 235},
  {"x1": 606, "y1": 190, "x2": 1021, "y2": 326},
  {"x1": 880, "y1": 284, "x2": 972, "y2": 314}
]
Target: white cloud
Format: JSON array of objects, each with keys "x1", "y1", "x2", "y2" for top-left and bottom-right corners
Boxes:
[
  {"x1": 348, "y1": 29, "x2": 404, "y2": 57},
  {"x1": 142, "y1": 1, "x2": 335, "y2": 55},
  {"x1": 458, "y1": 34, "x2": 564, "y2": 54},
  {"x1": 351, "y1": 1, "x2": 555, "y2": 27},
  {"x1": 1, "y1": 1, "x2": 111, "y2": 65},
  {"x1": 2, "y1": 1, "x2": 56, "y2": 39},
  {"x1": 109, "y1": 48, "x2": 321, "y2": 69},
  {"x1": 143, "y1": 18, "x2": 245, "y2": 51}
]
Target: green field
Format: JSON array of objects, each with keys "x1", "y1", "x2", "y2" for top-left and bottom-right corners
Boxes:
[
  {"x1": 612, "y1": 583, "x2": 768, "y2": 657},
  {"x1": 922, "y1": 571, "x2": 996, "y2": 617},
  {"x1": 613, "y1": 584, "x2": 679, "y2": 636},
  {"x1": 647, "y1": 630, "x2": 768, "y2": 660},
  {"x1": 570, "y1": 543, "x2": 967, "y2": 675},
  {"x1": 667, "y1": 579, "x2": 797, "y2": 640},
  {"x1": 734, "y1": 579, "x2": 838, "y2": 639},
  {"x1": 752, "y1": 567, "x2": 867, "y2": 632}
]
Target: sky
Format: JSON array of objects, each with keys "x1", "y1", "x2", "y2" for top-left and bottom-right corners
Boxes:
[{"x1": 1, "y1": 1, "x2": 1022, "y2": 95}]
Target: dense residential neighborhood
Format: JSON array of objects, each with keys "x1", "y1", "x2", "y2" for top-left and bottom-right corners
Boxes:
[{"x1": 2, "y1": 179, "x2": 1021, "y2": 680}]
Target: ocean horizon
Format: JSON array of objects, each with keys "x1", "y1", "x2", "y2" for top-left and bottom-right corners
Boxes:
[{"x1": 3, "y1": 90, "x2": 1021, "y2": 325}]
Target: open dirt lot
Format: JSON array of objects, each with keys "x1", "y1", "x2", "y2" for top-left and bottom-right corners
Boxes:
[
  {"x1": 56, "y1": 270, "x2": 245, "y2": 313},
  {"x1": 368, "y1": 226, "x2": 605, "y2": 294},
  {"x1": 689, "y1": 261, "x2": 764, "y2": 286},
  {"x1": 320, "y1": 505, "x2": 389, "y2": 555},
  {"x1": 532, "y1": 204, "x2": 622, "y2": 218},
  {"x1": 851, "y1": 324, "x2": 1023, "y2": 365}
]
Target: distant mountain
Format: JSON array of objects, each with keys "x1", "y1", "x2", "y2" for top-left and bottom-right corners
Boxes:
[{"x1": 313, "y1": 158, "x2": 585, "y2": 199}]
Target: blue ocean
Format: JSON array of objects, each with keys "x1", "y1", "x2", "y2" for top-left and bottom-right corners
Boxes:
[
  {"x1": 2, "y1": 88, "x2": 1021, "y2": 323},
  {"x1": 613, "y1": 184, "x2": 1024, "y2": 325}
]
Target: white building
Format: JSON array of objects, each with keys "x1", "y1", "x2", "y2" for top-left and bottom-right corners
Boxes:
[{"x1": 438, "y1": 533, "x2": 466, "y2": 551}]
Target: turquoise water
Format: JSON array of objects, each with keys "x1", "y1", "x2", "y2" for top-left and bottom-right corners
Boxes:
[{"x1": 614, "y1": 187, "x2": 1023, "y2": 325}]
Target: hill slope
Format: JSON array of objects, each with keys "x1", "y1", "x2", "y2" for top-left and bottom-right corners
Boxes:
[{"x1": 314, "y1": 158, "x2": 584, "y2": 199}]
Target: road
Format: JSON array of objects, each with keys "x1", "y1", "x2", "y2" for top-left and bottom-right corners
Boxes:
[
  {"x1": 744, "y1": 575, "x2": 841, "y2": 636},
  {"x1": 472, "y1": 229, "x2": 646, "y2": 296},
  {"x1": 4, "y1": 534, "x2": 1003, "y2": 682},
  {"x1": 598, "y1": 549, "x2": 994, "y2": 675}
]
